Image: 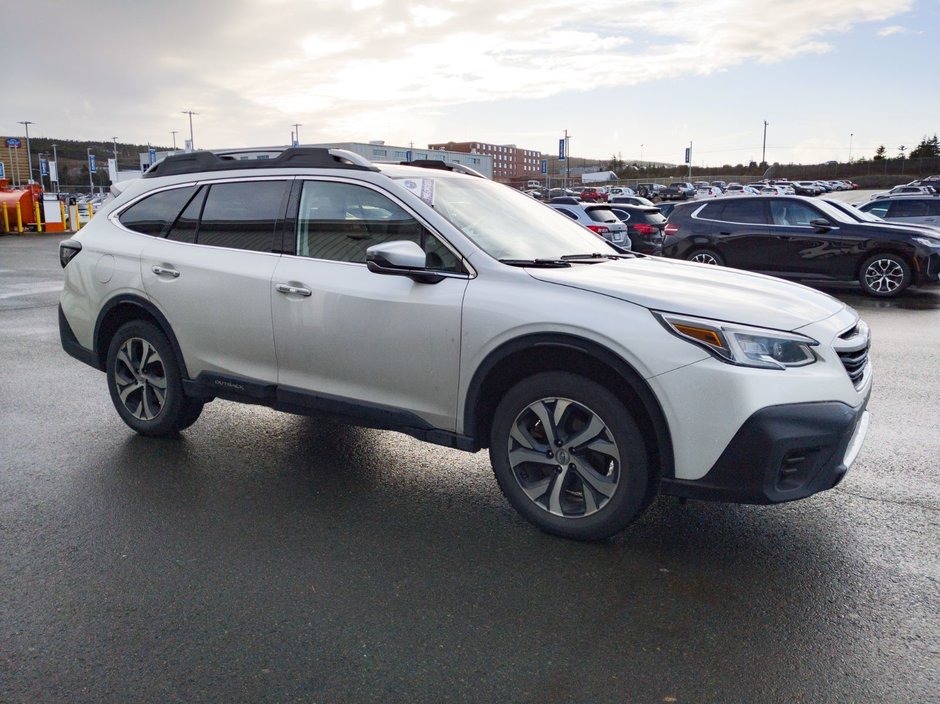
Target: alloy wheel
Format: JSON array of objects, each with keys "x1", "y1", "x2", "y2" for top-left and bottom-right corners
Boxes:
[
  {"x1": 864, "y1": 258, "x2": 905, "y2": 294},
  {"x1": 507, "y1": 397, "x2": 620, "y2": 518},
  {"x1": 113, "y1": 337, "x2": 167, "y2": 421},
  {"x1": 690, "y1": 251, "x2": 720, "y2": 265}
]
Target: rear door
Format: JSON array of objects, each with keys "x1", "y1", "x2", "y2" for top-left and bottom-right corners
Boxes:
[
  {"x1": 887, "y1": 198, "x2": 939, "y2": 226},
  {"x1": 695, "y1": 198, "x2": 770, "y2": 270},
  {"x1": 139, "y1": 179, "x2": 288, "y2": 384}
]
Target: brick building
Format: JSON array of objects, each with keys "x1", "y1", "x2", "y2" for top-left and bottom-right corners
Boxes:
[{"x1": 427, "y1": 141, "x2": 542, "y2": 185}]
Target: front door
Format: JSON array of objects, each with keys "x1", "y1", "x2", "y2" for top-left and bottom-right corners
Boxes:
[{"x1": 271, "y1": 178, "x2": 469, "y2": 431}]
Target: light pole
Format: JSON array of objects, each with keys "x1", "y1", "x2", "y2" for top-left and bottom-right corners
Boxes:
[
  {"x1": 17, "y1": 120, "x2": 35, "y2": 184},
  {"x1": 171, "y1": 130, "x2": 178, "y2": 150},
  {"x1": 292, "y1": 123, "x2": 302, "y2": 146},
  {"x1": 848, "y1": 133, "x2": 853, "y2": 163},
  {"x1": 761, "y1": 120, "x2": 768, "y2": 167},
  {"x1": 182, "y1": 110, "x2": 199, "y2": 149},
  {"x1": 37, "y1": 152, "x2": 45, "y2": 190},
  {"x1": 899, "y1": 145, "x2": 906, "y2": 175},
  {"x1": 640, "y1": 143, "x2": 644, "y2": 162}
]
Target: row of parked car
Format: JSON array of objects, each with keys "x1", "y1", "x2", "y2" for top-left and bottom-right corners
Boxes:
[{"x1": 544, "y1": 183, "x2": 940, "y2": 298}]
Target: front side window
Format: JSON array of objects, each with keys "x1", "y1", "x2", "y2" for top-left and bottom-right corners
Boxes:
[
  {"x1": 118, "y1": 186, "x2": 198, "y2": 236},
  {"x1": 296, "y1": 180, "x2": 460, "y2": 271},
  {"x1": 860, "y1": 201, "x2": 889, "y2": 218},
  {"x1": 769, "y1": 201, "x2": 821, "y2": 227}
]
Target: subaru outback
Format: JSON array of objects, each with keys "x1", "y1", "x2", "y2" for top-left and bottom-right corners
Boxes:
[{"x1": 58, "y1": 147, "x2": 872, "y2": 540}]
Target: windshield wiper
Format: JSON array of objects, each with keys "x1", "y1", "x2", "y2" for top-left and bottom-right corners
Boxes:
[
  {"x1": 499, "y1": 258, "x2": 571, "y2": 268},
  {"x1": 560, "y1": 252, "x2": 633, "y2": 261}
]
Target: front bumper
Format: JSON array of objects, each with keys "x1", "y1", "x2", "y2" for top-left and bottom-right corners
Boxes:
[{"x1": 659, "y1": 396, "x2": 870, "y2": 505}]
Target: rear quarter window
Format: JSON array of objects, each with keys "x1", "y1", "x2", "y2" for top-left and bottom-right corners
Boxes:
[
  {"x1": 587, "y1": 208, "x2": 618, "y2": 224},
  {"x1": 118, "y1": 186, "x2": 198, "y2": 236}
]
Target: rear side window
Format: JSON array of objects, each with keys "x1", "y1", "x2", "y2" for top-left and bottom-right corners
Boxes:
[
  {"x1": 118, "y1": 186, "x2": 198, "y2": 236},
  {"x1": 641, "y1": 210, "x2": 666, "y2": 225},
  {"x1": 716, "y1": 199, "x2": 767, "y2": 224},
  {"x1": 889, "y1": 199, "x2": 929, "y2": 218},
  {"x1": 195, "y1": 181, "x2": 285, "y2": 252},
  {"x1": 554, "y1": 207, "x2": 579, "y2": 220}
]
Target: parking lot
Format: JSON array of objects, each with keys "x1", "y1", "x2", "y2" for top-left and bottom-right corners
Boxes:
[{"x1": 1, "y1": 231, "x2": 938, "y2": 702}]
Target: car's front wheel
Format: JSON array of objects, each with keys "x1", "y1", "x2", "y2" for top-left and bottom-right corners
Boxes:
[
  {"x1": 859, "y1": 253, "x2": 911, "y2": 297},
  {"x1": 106, "y1": 320, "x2": 203, "y2": 436},
  {"x1": 489, "y1": 372, "x2": 652, "y2": 540}
]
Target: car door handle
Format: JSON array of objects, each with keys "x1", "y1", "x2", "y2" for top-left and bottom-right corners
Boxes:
[
  {"x1": 151, "y1": 265, "x2": 180, "y2": 278},
  {"x1": 275, "y1": 283, "x2": 312, "y2": 297}
]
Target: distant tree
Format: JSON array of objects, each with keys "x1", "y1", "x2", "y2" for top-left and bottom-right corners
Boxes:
[
  {"x1": 873, "y1": 145, "x2": 886, "y2": 161},
  {"x1": 604, "y1": 153, "x2": 627, "y2": 176},
  {"x1": 909, "y1": 134, "x2": 940, "y2": 159}
]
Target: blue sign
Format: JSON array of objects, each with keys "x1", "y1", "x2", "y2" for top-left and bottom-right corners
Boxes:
[
  {"x1": 148, "y1": 148, "x2": 157, "y2": 165},
  {"x1": 405, "y1": 150, "x2": 413, "y2": 161},
  {"x1": 540, "y1": 159, "x2": 547, "y2": 175},
  {"x1": 0, "y1": 162, "x2": 5, "y2": 178},
  {"x1": 40, "y1": 159, "x2": 48, "y2": 176},
  {"x1": 558, "y1": 138, "x2": 566, "y2": 160},
  {"x1": 88, "y1": 154, "x2": 97, "y2": 173},
  {"x1": 684, "y1": 147, "x2": 690, "y2": 164},
  {"x1": 6, "y1": 138, "x2": 21, "y2": 148}
]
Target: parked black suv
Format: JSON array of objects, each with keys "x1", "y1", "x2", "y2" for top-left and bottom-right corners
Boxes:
[{"x1": 663, "y1": 195, "x2": 940, "y2": 297}]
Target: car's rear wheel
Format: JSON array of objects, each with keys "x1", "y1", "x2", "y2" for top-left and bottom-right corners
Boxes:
[
  {"x1": 489, "y1": 372, "x2": 652, "y2": 541},
  {"x1": 106, "y1": 320, "x2": 202, "y2": 436},
  {"x1": 859, "y1": 253, "x2": 911, "y2": 297},
  {"x1": 687, "y1": 248, "x2": 724, "y2": 266}
]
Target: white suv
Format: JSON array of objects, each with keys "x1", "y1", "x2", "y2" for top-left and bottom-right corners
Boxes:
[{"x1": 58, "y1": 147, "x2": 872, "y2": 540}]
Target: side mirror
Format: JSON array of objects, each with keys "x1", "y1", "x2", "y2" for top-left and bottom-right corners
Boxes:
[
  {"x1": 366, "y1": 241, "x2": 444, "y2": 284},
  {"x1": 810, "y1": 218, "x2": 833, "y2": 232}
]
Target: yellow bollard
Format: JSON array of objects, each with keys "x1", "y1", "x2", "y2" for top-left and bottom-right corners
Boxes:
[
  {"x1": 34, "y1": 201, "x2": 43, "y2": 233},
  {"x1": 72, "y1": 203, "x2": 80, "y2": 230},
  {"x1": 60, "y1": 202, "x2": 67, "y2": 231},
  {"x1": 88, "y1": 202, "x2": 95, "y2": 219},
  {"x1": 15, "y1": 202, "x2": 24, "y2": 233},
  {"x1": 1, "y1": 202, "x2": 9, "y2": 233}
]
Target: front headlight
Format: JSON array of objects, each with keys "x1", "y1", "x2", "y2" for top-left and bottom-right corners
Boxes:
[{"x1": 654, "y1": 312, "x2": 819, "y2": 370}]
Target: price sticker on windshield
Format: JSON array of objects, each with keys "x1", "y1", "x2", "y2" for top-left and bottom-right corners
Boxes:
[{"x1": 398, "y1": 178, "x2": 435, "y2": 206}]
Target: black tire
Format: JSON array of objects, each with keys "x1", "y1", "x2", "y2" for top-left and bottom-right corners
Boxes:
[
  {"x1": 489, "y1": 372, "x2": 652, "y2": 541},
  {"x1": 859, "y1": 253, "x2": 911, "y2": 297},
  {"x1": 687, "y1": 248, "x2": 724, "y2": 266},
  {"x1": 106, "y1": 320, "x2": 194, "y2": 436}
]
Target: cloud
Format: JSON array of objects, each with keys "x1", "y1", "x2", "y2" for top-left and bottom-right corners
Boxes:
[
  {"x1": 878, "y1": 25, "x2": 906, "y2": 36},
  {"x1": 1, "y1": 0, "x2": 915, "y2": 151}
]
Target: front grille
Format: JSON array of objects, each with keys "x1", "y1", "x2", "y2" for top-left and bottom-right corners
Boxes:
[{"x1": 834, "y1": 321, "x2": 870, "y2": 390}]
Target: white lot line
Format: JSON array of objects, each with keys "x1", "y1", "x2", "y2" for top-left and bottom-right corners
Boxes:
[{"x1": 0, "y1": 281, "x2": 64, "y2": 299}]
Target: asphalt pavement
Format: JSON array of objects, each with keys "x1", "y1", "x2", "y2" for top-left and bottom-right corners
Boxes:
[{"x1": 1, "y1": 228, "x2": 937, "y2": 703}]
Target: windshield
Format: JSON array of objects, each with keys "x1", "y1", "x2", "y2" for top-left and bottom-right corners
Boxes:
[
  {"x1": 394, "y1": 175, "x2": 619, "y2": 260},
  {"x1": 810, "y1": 198, "x2": 867, "y2": 224},
  {"x1": 823, "y1": 199, "x2": 884, "y2": 223}
]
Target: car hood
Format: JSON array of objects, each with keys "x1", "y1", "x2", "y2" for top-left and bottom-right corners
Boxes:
[{"x1": 527, "y1": 257, "x2": 845, "y2": 330}]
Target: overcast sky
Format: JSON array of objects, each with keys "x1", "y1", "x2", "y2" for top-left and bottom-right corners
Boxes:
[{"x1": 5, "y1": 0, "x2": 937, "y2": 165}]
